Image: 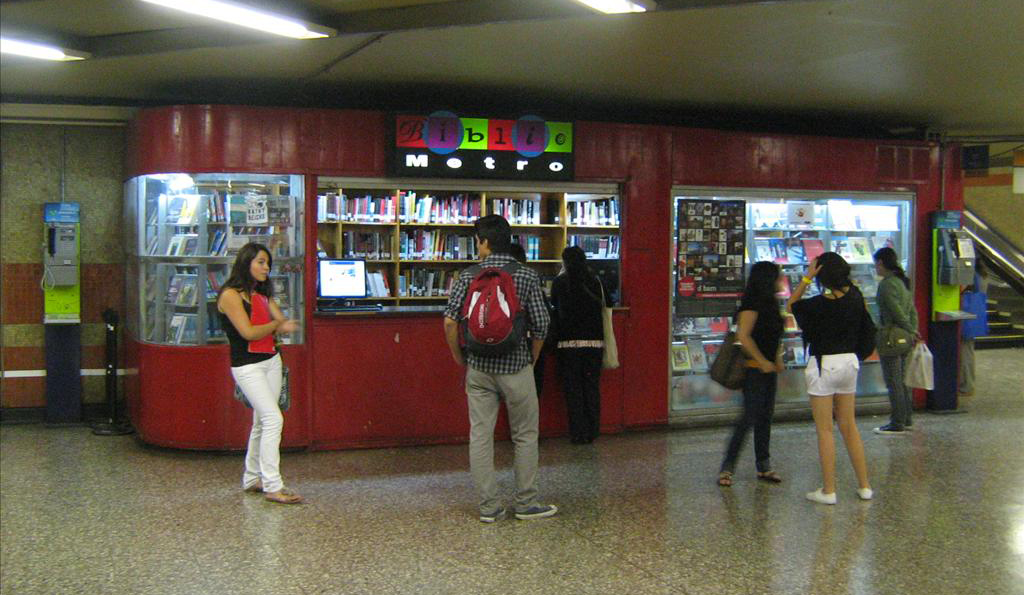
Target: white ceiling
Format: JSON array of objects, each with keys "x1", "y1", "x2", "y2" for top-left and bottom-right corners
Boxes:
[{"x1": 1, "y1": 0, "x2": 1022, "y2": 137}]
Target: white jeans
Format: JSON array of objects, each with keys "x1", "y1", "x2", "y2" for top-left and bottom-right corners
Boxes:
[{"x1": 232, "y1": 353, "x2": 284, "y2": 493}]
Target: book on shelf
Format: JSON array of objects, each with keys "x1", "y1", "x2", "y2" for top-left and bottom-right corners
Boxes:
[
  {"x1": 367, "y1": 271, "x2": 391, "y2": 297},
  {"x1": 175, "y1": 277, "x2": 198, "y2": 306},
  {"x1": 687, "y1": 339, "x2": 708, "y2": 372},
  {"x1": 568, "y1": 235, "x2": 620, "y2": 259},
  {"x1": 769, "y1": 239, "x2": 788, "y2": 263},
  {"x1": 671, "y1": 344, "x2": 692, "y2": 371},
  {"x1": 165, "y1": 276, "x2": 184, "y2": 304},
  {"x1": 166, "y1": 314, "x2": 188, "y2": 343},
  {"x1": 753, "y1": 239, "x2": 773, "y2": 262},
  {"x1": 709, "y1": 317, "x2": 730, "y2": 333},
  {"x1": 344, "y1": 231, "x2": 392, "y2": 260},
  {"x1": 490, "y1": 195, "x2": 542, "y2": 225},
  {"x1": 398, "y1": 268, "x2": 457, "y2": 297},
  {"x1": 166, "y1": 235, "x2": 183, "y2": 256},
  {"x1": 175, "y1": 195, "x2": 201, "y2": 225},
  {"x1": 567, "y1": 196, "x2": 619, "y2": 226},
  {"x1": 802, "y1": 239, "x2": 825, "y2": 262},
  {"x1": 848, "y1": 237, "x2": 873, "y2": 263},
  {"x1": 832, "y1": 237, "x2": 855, "y2": 263},
  {"x1": 702, "y1": 341, "x2": 722, "y2": 366},
  {"x1": 510, "y1": 235, "x2": 542, "y2": 260},
  {"x1": 785, "y1": 238, "x2": 807, "y2": 264}
]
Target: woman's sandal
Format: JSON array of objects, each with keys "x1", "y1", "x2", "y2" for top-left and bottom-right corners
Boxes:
[
  {"x1": 264, "y1": 488, "x2": 303, "y2": 504},
  {"x1": 717, "y1": 471, "x2": 733, "y2": 487},
  {"x1": 757, "y1": 471, "x2": 783, "y2": 483}
]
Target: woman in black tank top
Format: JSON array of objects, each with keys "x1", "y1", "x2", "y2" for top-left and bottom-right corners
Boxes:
[{"x1": 217, "y1": 243, "x2": 302, "y2": 504}]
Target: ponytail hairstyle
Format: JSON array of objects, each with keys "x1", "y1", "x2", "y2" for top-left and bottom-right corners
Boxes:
[
  {"x1": 744, "y1": 261, "x2": 782, "y2": 312},
  {"x1": 220, "y1": 243, "x2": 273, "y2": 299},
  {"x1": 815, "y1": 251, "x2": 854, "y2": 294},
  {"x1": 873, "y1": 246, "x2": 910, "y2": 289},
  {"x1": 561, "y1": 245, "x2": 601, "y2": 303}
]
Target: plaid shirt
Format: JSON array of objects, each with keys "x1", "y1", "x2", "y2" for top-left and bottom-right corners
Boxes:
[{"x1": 444, "y1": 253, "x2": 550, "y2": 375}]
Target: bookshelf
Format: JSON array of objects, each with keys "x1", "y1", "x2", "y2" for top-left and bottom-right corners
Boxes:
[
  {"x1": 316, "y1": 179, "x2": 621, "y2": 308},
  {"x1": 128, "y1": 173, "x2": 306, "y2": 346}
]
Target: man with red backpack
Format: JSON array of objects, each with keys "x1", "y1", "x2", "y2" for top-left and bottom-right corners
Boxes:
[{"x1": 443, "y1": 214, "x2": 556, "y2": 523}]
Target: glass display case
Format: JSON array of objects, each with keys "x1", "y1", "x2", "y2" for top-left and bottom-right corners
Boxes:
[
  {"x1": 669, "y1": 188, "x2": 915, "y2": 417},
  {"x1": 124, "y1": 173, "x2": 305, "y2": 345},
  {"x1": 314, "y1": 179, "x2": 621, "y2": 308}
]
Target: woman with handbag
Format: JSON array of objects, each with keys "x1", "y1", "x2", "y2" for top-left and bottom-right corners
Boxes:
[
  {"x1": 872, "y1": 247, "x2": 920, "y2": 435},
  {"x1": 788, "y1": 252, "x2": 872, "y2": 504},
  {"x1": 551, "y1": 245, "x2": 606, "y2": 444},
  {"x1": 718, "y1": 261, "x2": 785, "y2": 487},
  {"x1": 218, "y1": 242, "x2": 303, "y2": 504}
]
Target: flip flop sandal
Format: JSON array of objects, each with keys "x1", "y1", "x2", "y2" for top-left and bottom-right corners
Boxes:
[
  {"x1": 717, "y1": 471, "x2": 733, "y2": 487},
  {"x1": 757, "y1": 471, "x2": 783, "y2": 483},
  {"x1": 265, "y1": 489, "x2": 303, "y2": 504}
]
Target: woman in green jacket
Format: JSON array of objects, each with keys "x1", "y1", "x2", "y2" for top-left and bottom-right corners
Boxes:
[{"x1": 872, "y1": 247, "x2": 920, "y2": 435}]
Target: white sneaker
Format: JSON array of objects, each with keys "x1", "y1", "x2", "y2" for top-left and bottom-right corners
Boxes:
[
  {"x1": 857, "y1": 488, "x2": 873, "y2": 500},
  {"x1": 806, "y1": 488, "x2": 836, "y2": 505}
]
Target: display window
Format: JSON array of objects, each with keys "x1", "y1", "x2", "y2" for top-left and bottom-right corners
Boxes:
[
  {"x1": 314, "y1": 179, "x2": 621, "y2": 310},
  {"x1": 124, "y1": 173, "x2": 305, "y2": 345},
  {"x1": 669, "y1": 188, "x2": 914, "y2": 416}
]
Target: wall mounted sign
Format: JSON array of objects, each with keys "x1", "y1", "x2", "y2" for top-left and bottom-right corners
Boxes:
[{"x1": 392, "y1": 111, "x2": 574, "y2": 181}]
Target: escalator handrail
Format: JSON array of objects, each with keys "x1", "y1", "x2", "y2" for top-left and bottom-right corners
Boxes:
[{"x1": 963, "y1": 209, "x2": 1024, "y2": 295}]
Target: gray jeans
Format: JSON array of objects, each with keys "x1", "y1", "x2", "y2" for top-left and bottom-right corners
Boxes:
[
  {"x1": 880, "y1": 353, "x2": 913, "y2": 428},
  {"x1": 466, "y1": 364, "x2": 540, "y2": 514}
]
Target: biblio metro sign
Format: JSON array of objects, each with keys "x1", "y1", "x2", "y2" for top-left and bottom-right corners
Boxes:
[{"x1": 392, "y1": 112, "x2": 574, "y2": 181}]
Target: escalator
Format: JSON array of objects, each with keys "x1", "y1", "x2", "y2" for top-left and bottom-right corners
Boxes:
[{"x1": 962, "y1": 210, "x2": 1024, "y2": 349}]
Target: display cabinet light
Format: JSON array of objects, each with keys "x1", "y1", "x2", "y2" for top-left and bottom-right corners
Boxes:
[
  {"x1": 0, "y1": 38, "x2": 90, "y2": 61},
  {"x1": 572, "y1": 0, "x2": 655, "y2": 14},
  {"x1": 139, "y1": 0, "x2": 335, "y2": 39}
]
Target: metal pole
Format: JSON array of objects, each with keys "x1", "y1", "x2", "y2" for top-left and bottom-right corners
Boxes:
[{"x1": 91, "y1": 309, "x2": 133, "y2": 435}]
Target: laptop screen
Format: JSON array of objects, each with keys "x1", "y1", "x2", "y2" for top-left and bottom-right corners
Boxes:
[{"x1": 317, "y1": 259, "x2": 367, "y2": 299}]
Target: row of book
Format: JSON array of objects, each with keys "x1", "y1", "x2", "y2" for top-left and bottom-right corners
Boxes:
[
  {"x1": 488, "y1": 197, "x2": 544, "y2": 225},
  {"x1": 672, "y1": 338, "x2": 809, "y2": 373},
  {"x1": 343, "y1": 231, "x2": 392, "y2": 260},
  {"x1": 399, "y1": 231, "x2": 478, "y2": 261},
  {"x1": 398, "y1": 268, "x2": 458, "y2": 297},
  {"x1": 751, "y1": 236, "x2": 884, "y2": 265},
  {"x1": 511, "y1": 235, "x2": 541, "y2": 261},
  {"x1": 367, "y1": 271, "x2": 391, "y2": 298},
  {"x1": 568, "y1": 234, "x2": 620, "y2": 259},
  {"x1": 673, "y1": 313, "x2": 800, "y2": 337},
  {"x1": 567, "y1": 197, "x2": 619, "y2": 226},
  {"x1": 318, "y1": 192, "x2": 399, "y2": 223}
]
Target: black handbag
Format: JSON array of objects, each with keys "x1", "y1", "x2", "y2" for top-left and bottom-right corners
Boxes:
[
  {"x1": 876, "y1": 325, "x2": 914, "y2": 357},
  {"x1": 709, "y1": 331, "x2": 747, "y2": 390}
]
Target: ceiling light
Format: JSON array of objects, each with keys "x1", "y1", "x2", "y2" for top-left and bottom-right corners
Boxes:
[
  {"x1": 0, "y1": 38, "x2": 90, "y2": 61},
  {"x1": 139, "y1": 0, "x2": 335, "y2": 39},
  {"x1": 573, "y1": 0, "x2": 654, "y2": 14}
]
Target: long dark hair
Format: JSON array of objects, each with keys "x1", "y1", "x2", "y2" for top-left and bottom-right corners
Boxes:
[
  {"x1": 873, "y1": 246, "x2": 910, "y2": 289},
  {"x1": 220, "y1": 243, "x2": 273, "y2": 299},
  {"x1": 744, "y1": 261, "x2": 781, "y2": 311},
  {"x1": 562, "y1": 245, "x2": 601, "y2": 303},
  {"x1": 816, "y1": 251, "x2": 855, "y2": 295}
]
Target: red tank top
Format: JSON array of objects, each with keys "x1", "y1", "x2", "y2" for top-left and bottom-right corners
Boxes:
[{"x1": 248, "y1": 293, "x2": 277, "y2": 354}]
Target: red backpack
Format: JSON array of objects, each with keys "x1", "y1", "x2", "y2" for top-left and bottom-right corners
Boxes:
[{"x1": 460, "y1": 262, "x2": 527, "y2": 356}]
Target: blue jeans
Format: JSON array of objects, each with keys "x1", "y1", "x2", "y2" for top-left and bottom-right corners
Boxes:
[
  {"x1": 721, "y1": 368, "x2": 777, "y2": 474},
  {"x1": 881, "y1": 354, "x2": 913, "y2": 428}
]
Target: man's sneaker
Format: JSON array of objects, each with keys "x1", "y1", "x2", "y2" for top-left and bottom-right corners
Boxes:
[
  {"x1": 514, "y1": 504, "x2": 558, "y2": 520},
  {"x1": 479, "y1": 508, "x2": 506, "y2": 523},
  {"x1": 873, "y1": 423, "x2": 906, "y2": 435},
  {"x1": 806, "y1": 488, "x2": 836, "y2": 505}
]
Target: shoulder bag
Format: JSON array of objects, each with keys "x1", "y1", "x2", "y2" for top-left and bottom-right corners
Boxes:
[
  {"x1": 709, "y1": 329, "x2": 746, "y2": 390},
  {"x1": 234, "y1": 365, "x2": 291, "y2": 412},
  {"x1": 876, "y1": 280, "x2": 915, "y2": 357},
  {"x1": 599, "y1": 283, "x2": 619, "y2": 369}
]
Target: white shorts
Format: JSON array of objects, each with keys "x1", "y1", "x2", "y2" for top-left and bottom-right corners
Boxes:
[{"x1": 805, "y1": 354, "x2": 860, "y2": 396}]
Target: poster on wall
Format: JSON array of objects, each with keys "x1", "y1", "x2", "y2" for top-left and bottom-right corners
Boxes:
[{"x1": 676, "y1": 199, "x2": 746, "y2": 298}]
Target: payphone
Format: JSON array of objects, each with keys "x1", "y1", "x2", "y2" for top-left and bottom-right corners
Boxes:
[
  {"x1": 42, "y1": 202, "x2": 82, "y2": 424},
  {"x1": 936, "y1": 227, "x2": 975, "y2": 286},
  {"x1": 928, "y1": 210, "x2": 976, "y2": 412}
]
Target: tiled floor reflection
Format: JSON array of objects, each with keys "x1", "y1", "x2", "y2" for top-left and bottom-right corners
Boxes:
[{"x1": 2, "y1": 349, "x2": 1023, "y2": 595}]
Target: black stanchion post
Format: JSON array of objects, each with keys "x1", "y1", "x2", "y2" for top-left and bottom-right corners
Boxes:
[{"x1": 92, "y1": 309, "x2": 133, "y2": 436}]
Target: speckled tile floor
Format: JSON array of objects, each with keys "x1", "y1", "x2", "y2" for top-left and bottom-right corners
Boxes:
[{"x1": 3, "y1": 348, "x2": 1023, "y2": 595}]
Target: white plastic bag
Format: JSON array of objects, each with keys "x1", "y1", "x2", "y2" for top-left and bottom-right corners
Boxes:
[{"x1": 903, "y1": 342, "x2": 934, "y2": 390}]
